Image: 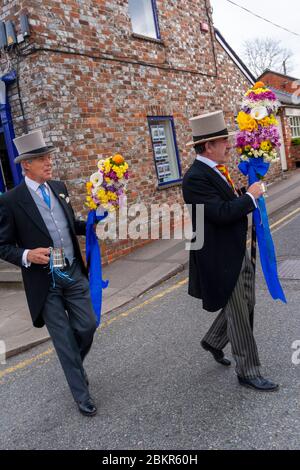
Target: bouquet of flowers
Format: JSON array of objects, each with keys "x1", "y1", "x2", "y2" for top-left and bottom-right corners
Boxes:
[
  {"x1": 86, "y1": 153, "x2": 129, "y2": 212},
  {"x1": 84, "y1": 153, "x2": 129, "y2": 328},
  {"x1": 235, "y1": 81, "x2": 281, "y2": 164},
  {"x1": 234, "y1": 81, "x2": 286, "y2": 304}
]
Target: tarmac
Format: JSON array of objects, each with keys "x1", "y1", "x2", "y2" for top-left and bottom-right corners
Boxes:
[{"x1": 1, "y1": 168, "x2": 300, "y2": 358}]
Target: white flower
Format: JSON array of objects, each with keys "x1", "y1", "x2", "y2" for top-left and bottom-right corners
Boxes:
[
  {"x1": 90, "y1": 171, "x2": 103, "y2": 187},
  {"x1": 59, "y1": 193, "x2": 70, "y2": 204},
  {"x1": 97, "y1": 159, "x2": 105, "y2": 170},
  {"x1": 250, "y1": 106, "x2": 268, "y2": 120}
]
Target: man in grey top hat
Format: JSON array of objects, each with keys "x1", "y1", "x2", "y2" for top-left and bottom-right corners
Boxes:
[
  {"x1": 182, "y1": 110, "x2": 278, "y2": 392},
  {"x1": 0, "y1": 129, "x2": 98, "y2": 416}
]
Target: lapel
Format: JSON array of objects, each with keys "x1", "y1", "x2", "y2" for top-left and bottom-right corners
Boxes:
[
  {"x1": 193, "y1": 160, "x2": 237, "y2": 200},
  {"x1": 48, "y1": 181, "x2": 75, "y2": 232},
  {"x1": 16, "y1": 182, "x2": 51, "y2": 239}
]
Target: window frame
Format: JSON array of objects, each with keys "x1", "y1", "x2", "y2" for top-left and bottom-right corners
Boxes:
[
  {"x1": 290, "y1": 115, "x2": 300, "y2": 138},
  {"x1": 129, "y1": 0, "x2": 161, "y2": 40},
  {"x1": 148, "y1": 116, "x2": 182, "y2": 188}
]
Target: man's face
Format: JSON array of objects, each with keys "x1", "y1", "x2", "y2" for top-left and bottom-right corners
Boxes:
[
  {"x1": 207, "y1": 138, "x2": 232, "y2": 163},
  {"x1": 22, "y1": 154, "x2": 53, "y2": 183}
]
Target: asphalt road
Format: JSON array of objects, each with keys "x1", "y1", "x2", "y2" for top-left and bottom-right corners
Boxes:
[{"x1": 0, "y1": 209, "x2": 300, "y2": 450}]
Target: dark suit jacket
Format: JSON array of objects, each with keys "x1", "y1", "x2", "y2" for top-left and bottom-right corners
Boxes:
[
  {"x1": 182, "y1": 160, "x2": 255, "y2": 312},
  {"x1": 0, "y1": 180, "x2": 87, "y2": 328}
]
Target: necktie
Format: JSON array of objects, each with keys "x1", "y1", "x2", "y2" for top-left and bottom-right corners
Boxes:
[
  {"x1": 216, "y1": 165, "x2": 236, "y2": 193},
  {"x1": 39, "y1": 183, "x2": 51, "y2": 208}
]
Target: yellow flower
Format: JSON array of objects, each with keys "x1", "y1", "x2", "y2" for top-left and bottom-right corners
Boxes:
[
  {"x1": 260, "y1": 141, "x2": 272, "y2": 152},
  {"x1": 237, "y1": 111, "x2": 258, "y2": 132},
  {"x1": 258, "y1": 115, "x2": 278, "y2": 127},
  {"x1": 245, "y1": 87, "x2": 265, "y2": 96},
  {"x1": 103, "y1": 160, "x2": 112, "y2": 173},
  {"x1": 86, "y1": 182, "x2": 93, "y2": 195},
  {"x1": 107, "y1": 191, "x2": 118, "y2": 201},
  {"x1": 85, "y1": 199, "x2": 97, "y2": 210}
]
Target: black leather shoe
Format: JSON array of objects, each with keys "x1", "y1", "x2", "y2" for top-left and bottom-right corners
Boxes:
[
  {"x1": 201, "y1": 340, "x2": 231, "y2": 366},
  {"x1": 238, "y1": 376, "x2": 279, "y2": 392},
  {"x1": 83, "y1": 369, "x2": 89, "y2": 387},
  {"x1": 77, "y1": 398, "x2": 97, "y2": 416}
]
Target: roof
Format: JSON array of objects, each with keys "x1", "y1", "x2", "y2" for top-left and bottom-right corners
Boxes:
[
  {"x1": 269, "y1": 86, "x2": 300, "y2": 106},
  {"x1": 258, "y1": 69, "x2": 300, "y2": 83},
  {"x1": 214, "y1": 28, "x2": 256, "y2": 84}
]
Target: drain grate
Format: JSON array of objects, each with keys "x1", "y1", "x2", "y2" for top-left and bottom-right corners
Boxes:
[{"x1": 278, "y1": 259, "x2": 300, "y2": 280}]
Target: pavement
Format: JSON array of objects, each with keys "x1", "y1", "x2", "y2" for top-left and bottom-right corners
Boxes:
[
  {"x1": 1, "y1": 208, "x2": 300, "y2": 450},
  {"x1": 1, "y1": 168, "x2": 300, "y2": 358}
]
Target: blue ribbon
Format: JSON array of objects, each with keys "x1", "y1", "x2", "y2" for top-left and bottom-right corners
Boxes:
[
  {"x1": 86, "y1": 210, "x2": 109, "y2": 327},
  {"x1": 238, "y1": 158, "x2": 286, "y2": 303}
]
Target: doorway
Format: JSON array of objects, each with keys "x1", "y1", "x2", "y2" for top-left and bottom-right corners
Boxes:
[{"x1": 0, "y1": 131, "x2": 14, "y2": 193}]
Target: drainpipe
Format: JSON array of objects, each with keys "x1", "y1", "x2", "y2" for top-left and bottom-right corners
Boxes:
[{"x1": 0, "y1": 70, "x2": 22, "y2": 187}]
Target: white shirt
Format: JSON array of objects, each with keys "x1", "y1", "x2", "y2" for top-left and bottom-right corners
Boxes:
[
  {"x1": 25, "y1": 176, "x2": 51, "y2": 200},
  {"x1": 195, "y1": 155, "x2": 257, "y2": 208},
  {"x1": 22, "y1": 177, "x2": 51, "y2": 268}
]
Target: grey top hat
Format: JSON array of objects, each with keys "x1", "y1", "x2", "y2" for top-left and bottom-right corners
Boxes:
[
  {"x1": 13, "y1": 129, "x2": 55, "y2": 163},
  {"x1": 186, "y1": 110, "x2": 237, "y2": 147}
]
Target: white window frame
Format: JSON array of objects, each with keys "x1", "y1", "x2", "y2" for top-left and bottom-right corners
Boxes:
[
  {"x1": 290, "y1": 116, "x2": 300, "y2": 138},
  {"x1": 128, "y1": 0, "x2": 160, "y2": 40}
]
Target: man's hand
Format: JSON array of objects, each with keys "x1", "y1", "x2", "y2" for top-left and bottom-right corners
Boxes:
[
  {"x1": 27, "y1": 248, "x2": 50, "y2": 265},
  {"x1": 247, "y1": 182, "x2": 264, "y2": 200}
]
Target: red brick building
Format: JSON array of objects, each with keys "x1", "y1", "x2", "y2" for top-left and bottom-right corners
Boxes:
[
  {"x1": 258, "y1": 70, "x2": 300, "y2": 170},
  {"x1": 0, "y1": 0, "x2": 284, "y2": 263}
]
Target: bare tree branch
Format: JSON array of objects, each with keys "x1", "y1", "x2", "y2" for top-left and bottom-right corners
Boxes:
[{"x1": 242, "y1": 37, "x2": 293, "y2": 77}]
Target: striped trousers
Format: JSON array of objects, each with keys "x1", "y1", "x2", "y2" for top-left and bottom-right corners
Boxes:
[{"x1": 202, "y1": 250, "x2": 261, "y2": 379}]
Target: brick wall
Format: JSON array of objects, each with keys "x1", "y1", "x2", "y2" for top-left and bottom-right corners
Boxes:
[{"x1": 0, "y1": 0, "x2": 284, "y2": 264}]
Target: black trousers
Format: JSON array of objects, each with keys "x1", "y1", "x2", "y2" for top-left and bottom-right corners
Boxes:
[{"x1": 42, "y1": 260, "x2": 97, "y2": 403}]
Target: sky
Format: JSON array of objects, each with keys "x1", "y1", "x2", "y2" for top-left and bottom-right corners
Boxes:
[{"x1": 210, "y1": 0, "x2": 300, "y2": 78}]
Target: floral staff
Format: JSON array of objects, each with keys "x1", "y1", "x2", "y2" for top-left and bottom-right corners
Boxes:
[
  {"x1": 235, "y1": 81, "x2": 286, "y2": 303},
  {"x1": 85, "y1": 154, "x2": 129, "y2": 326}
]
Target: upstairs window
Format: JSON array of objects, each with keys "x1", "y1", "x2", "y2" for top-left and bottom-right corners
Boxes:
[{"x1": 128, "y1": 0, "x2": 160, "y2": 40}]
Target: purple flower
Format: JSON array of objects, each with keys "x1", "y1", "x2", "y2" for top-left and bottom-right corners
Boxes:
[
  {"x1": 235, "y1": 124, "x2": 281, "y2": 151},
  {"x1": 242, "y1": 106, "x2": 251, "y2": 114},
  {"x1": 247, "y1": 91, "x2": 277, "y2": 102}
]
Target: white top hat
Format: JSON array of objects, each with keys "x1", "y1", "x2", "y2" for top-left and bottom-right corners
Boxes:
[
  {"x1": 13, "y1": 129, "x2": 55, "y2": 163},
  {"x1": 186, "y1": 110, "x2": 236, "y2": 147}
]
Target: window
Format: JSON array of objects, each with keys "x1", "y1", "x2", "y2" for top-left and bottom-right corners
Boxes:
[
  {"x1": 148, "y1": 117, "x2": 182, "y2": 186},
  {"x1": 128, "y1": 0, "x2": 160, "y2": 39},
  {"x1": 290, "y1": 116, "x2": 300, "y2": 138}
]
